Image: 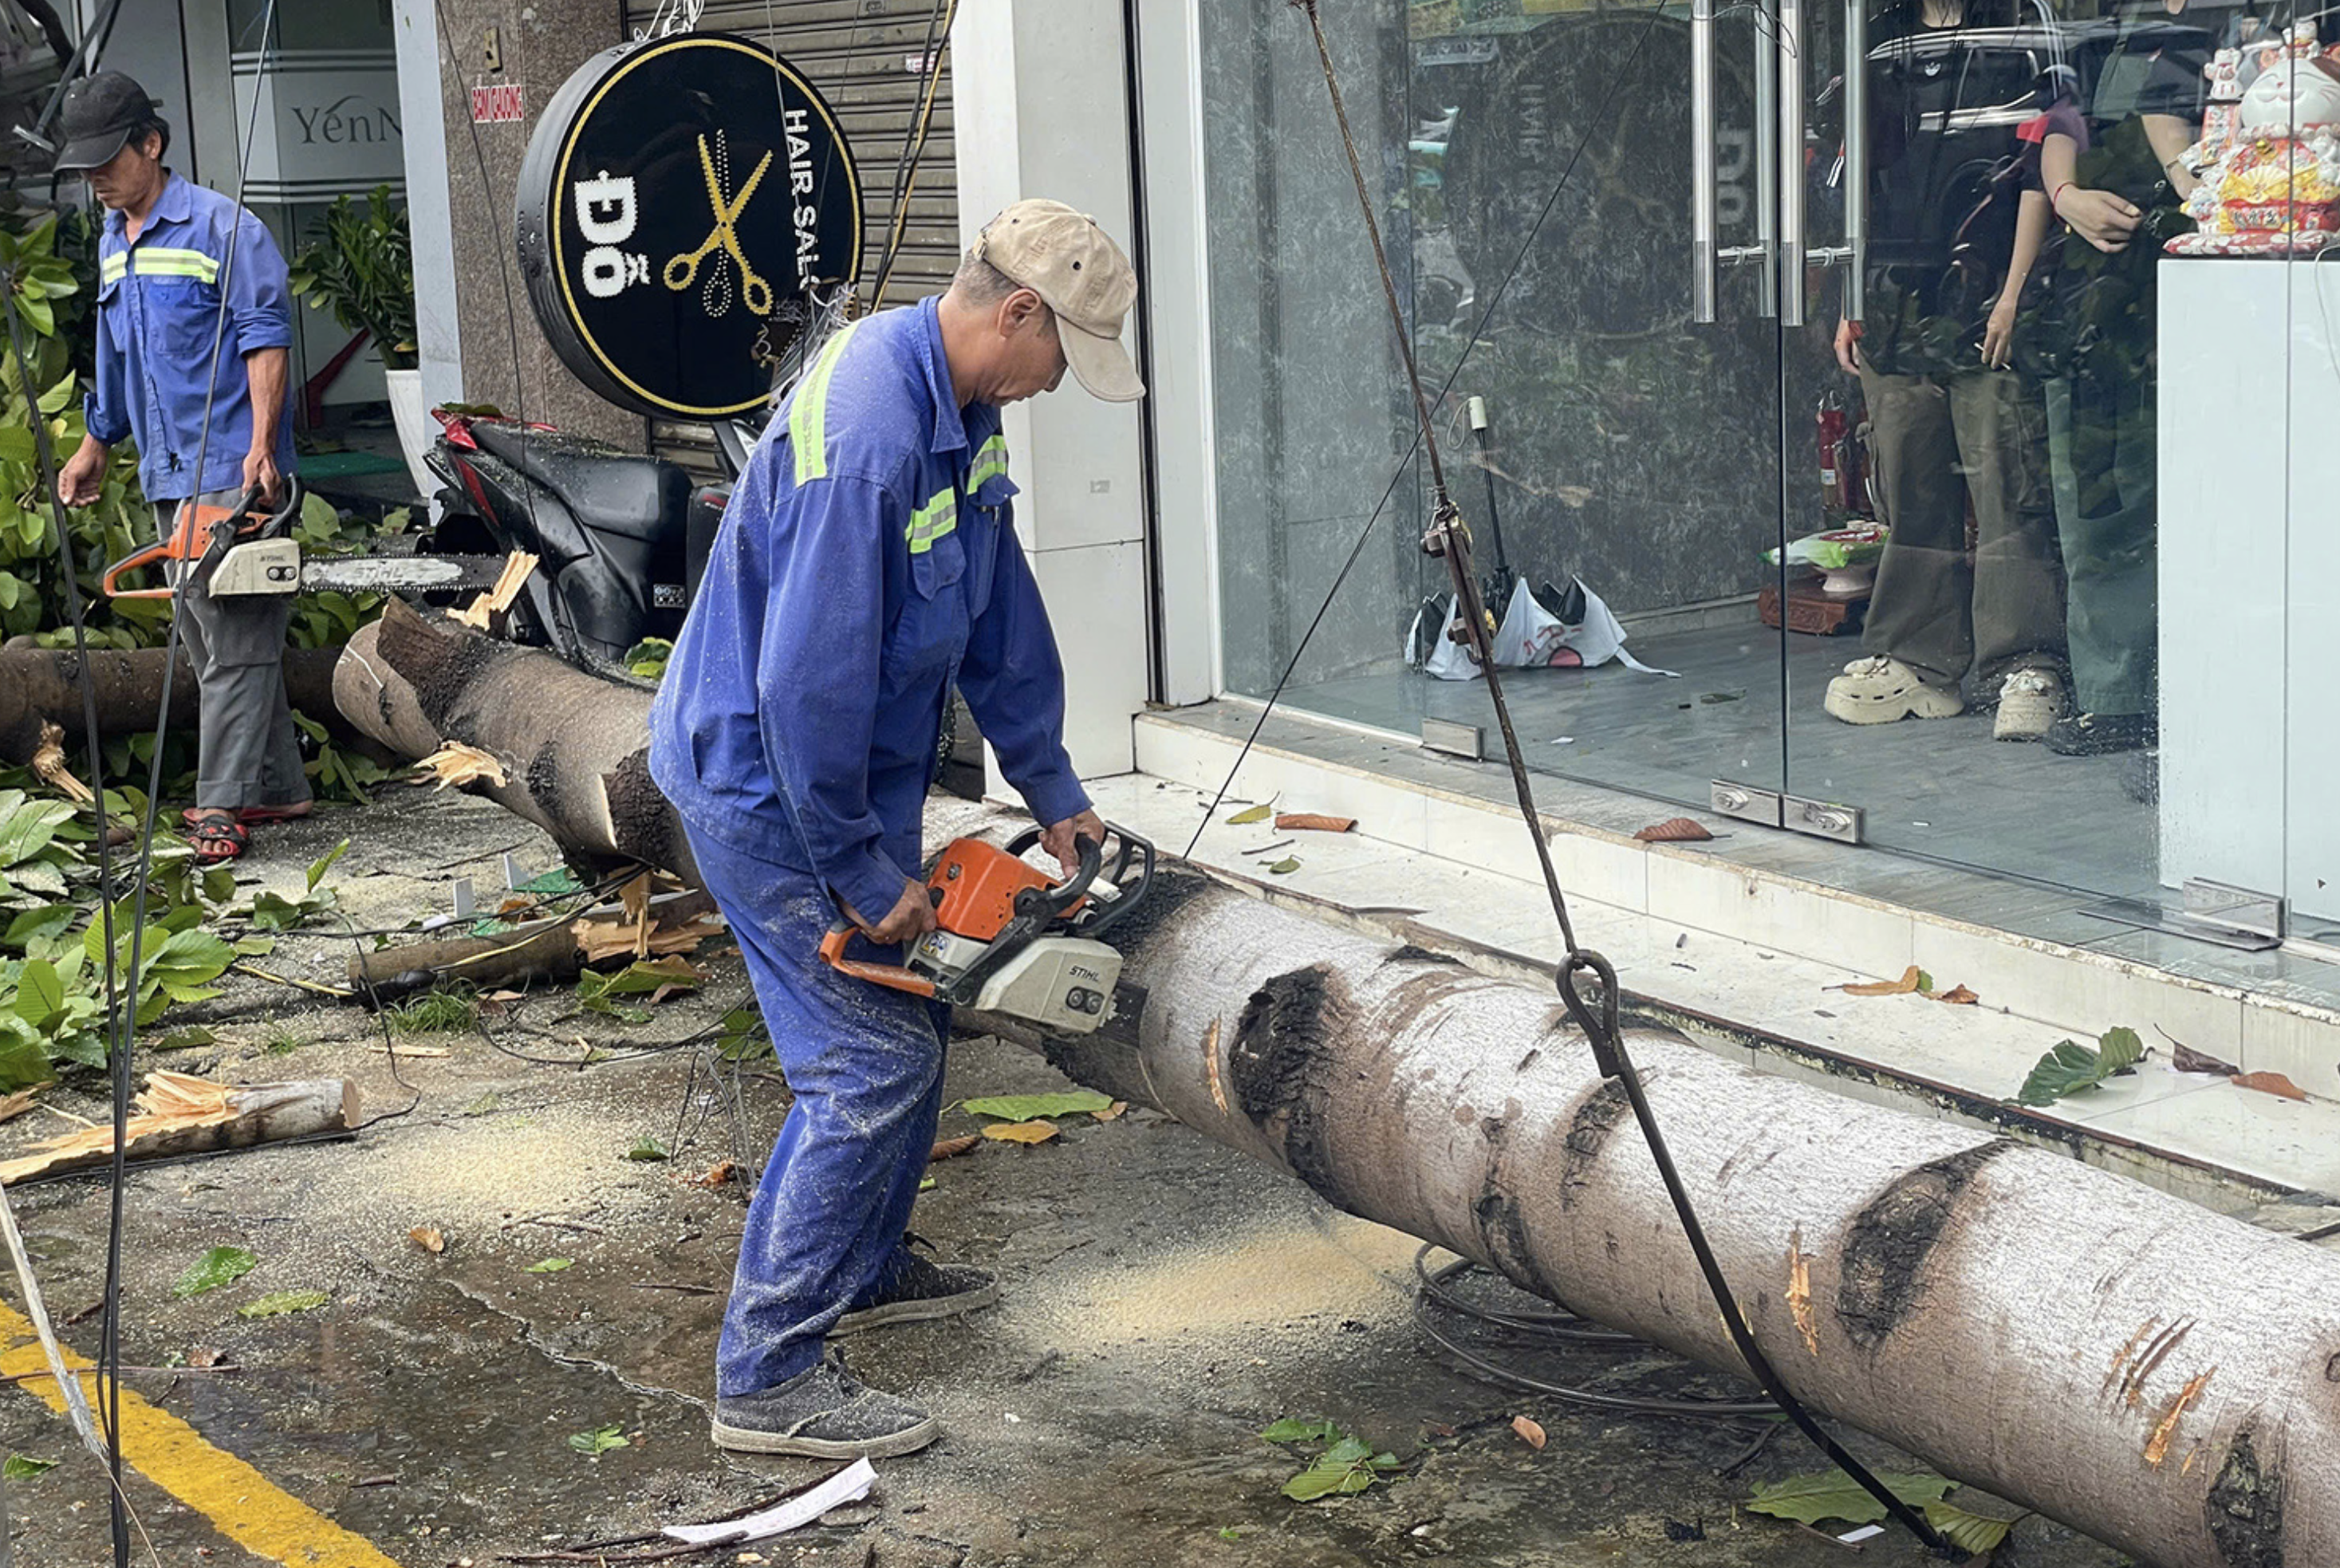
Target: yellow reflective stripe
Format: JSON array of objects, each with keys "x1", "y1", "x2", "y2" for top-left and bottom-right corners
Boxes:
[
  {"x1": 131, "y1": 246, "x2": 220, "y2": 282},
  {"x1": 969, "y1": 434, "x2": 1010, "y2": 490},
  {"x1": 788, "y1": 322, "x2": 860, "y2": 486},
  {"x1": 906, "y1": 487, "x2": 958, "y2": 555},
  {"x1": 98, "y1": 254, "x2": 126, "y2": 283}
]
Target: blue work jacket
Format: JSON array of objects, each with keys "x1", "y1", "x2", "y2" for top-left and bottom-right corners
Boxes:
[
  {"x1": 649, "y1": 298, "x2": 1090, "y2": 924},
  {"x1": 84, "y1": 173, "x2": 297, "y2": 502}
]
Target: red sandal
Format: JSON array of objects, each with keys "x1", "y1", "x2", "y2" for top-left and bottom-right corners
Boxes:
[
  {"x1": 181, "y1": 803, "x2": 313, "y2": 829},
  {"x1": 186, "y1": 813, "x2": 250, "y2": 864}
]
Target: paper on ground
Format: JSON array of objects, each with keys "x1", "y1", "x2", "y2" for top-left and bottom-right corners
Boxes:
[{"x1": 664, "y1": 1456, "x2": 877, "y2": 1544}]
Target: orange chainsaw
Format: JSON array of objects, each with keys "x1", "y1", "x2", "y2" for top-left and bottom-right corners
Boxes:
[
  {"x1": 819, "y1": 824, "x2": 1154, "y2": 1034},
  {"x1": 102, "y1": 479, "x2": 503, "y2": 601}
]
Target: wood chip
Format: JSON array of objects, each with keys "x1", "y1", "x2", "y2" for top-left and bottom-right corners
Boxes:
[
  {"x1": 1510, "y1": 1415, "x2": 1546, "y2": 1450},
  {"x1": 2173, "y1": 1043, "x2": 2242, "y2": 1077},
  {"x1": 1203, "y1": 1018, "x2": 1229, "y2": 1116},
  {"x1": 1274, "y1": 813, "x2": 1357, "y2": 833},
  {"x1": 409, "y1": 1227, "x2": 446, "y2": 1255},
  {"x1": 29, "y1": 721, "x2": 94, "y2": 804},
  {"x1": 452, "y1": 550, "x2": 538, "y2": 629},
  {"x1": 0, "y1": 1089, "x2": 41, "y2": 1127},
  {"x1": 1838, "y1": 965, "x2": 1924, "y2": 998},
  {"x1": 1932, "y1": 985, "x2": 1980, "y2": 1006},
  {"x1": 688, "y1": 1160, "x2": 735, "y2": 1188},
  {"x1": 417, "y1": 740, "x2": 507, "y2": 790},
  {"x1": 929, "y1": 1135, "x2": 979, "y2": 1162},
  {"x1": 573, "y1": 912, "x2": 724, "y2": 963},
  {"x1": 1091, "y1": 1101, "x2": 1129, "y2": 1122},
  {"x1": 2232, "y1": 1071, "x2": 2309, "y2": 1103},
  {"x1": 980, "y1": 1120, "x2": 1059, "y2": 1146},
  {"x1": 1633, "y1": 817, "x2": 1713, "y2": 843}
]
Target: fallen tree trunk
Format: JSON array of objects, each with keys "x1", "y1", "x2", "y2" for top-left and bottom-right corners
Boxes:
[
  {"x1": 321, "y1": 609, "x2": 2340, "y2": 1566},
  {"x1": 0, "y1": 1074, "x2": 357, "y2": 1184},
  {"x1": 332, "y1": 599, "x2": 695, "y2": 883},
  {"x1": 0, "y1": 644, "x2": 344, "y2": 761},
  {"x1": 971, "y1": 872, "x2": 2340, "y2": 1568}
]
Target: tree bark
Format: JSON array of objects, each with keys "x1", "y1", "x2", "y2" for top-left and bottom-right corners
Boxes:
[
  {"x1": 331, "y1": 599, "x2": 696, "y2": 883},
  {"x1": 971, "y1": 870, "x2": 2340, "y2": 1568},
  {"x1": 0, "y1": 644, "x2": 344, "y2": 762}
]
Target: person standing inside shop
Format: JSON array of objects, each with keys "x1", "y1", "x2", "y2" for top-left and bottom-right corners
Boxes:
[
  {"x1": 2023, "y1": 0, "x2": 2208, "y2": 756},
  {"x1": 1823, "y1": 0, "x2": 2070, "y2": 740},
  {"x1": 53, "y1": 70, "x2": 306, "y2": 861}
]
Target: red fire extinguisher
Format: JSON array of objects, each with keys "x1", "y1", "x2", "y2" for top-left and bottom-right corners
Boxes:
[{"x1": 1817, "y1": 388, "x2": 1849, "y2": 512}]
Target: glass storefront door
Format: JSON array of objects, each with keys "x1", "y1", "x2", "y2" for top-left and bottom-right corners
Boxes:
[
  {"x1": 1199, "y1": 0, "x2": 1797, "y2": 821},
  {"x1": 1192, "y1": 0, "x2": 2323, "y2": 940}
]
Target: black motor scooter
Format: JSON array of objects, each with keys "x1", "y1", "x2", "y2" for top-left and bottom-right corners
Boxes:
[{"x1": 421, "y1": 408, "x2": 756, "y2": 670}]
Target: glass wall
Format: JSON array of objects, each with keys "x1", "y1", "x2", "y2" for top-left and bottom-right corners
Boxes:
[{"x1": 1200, "y1": 0, "x2": 2333, "y2": 939}]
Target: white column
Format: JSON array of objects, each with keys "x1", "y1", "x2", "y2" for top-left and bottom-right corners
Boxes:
[
  {"x1": 953, "y1": 0, "x2": 1151, "y2": 785},
  {"x1": 392, "y1": 0, "x2": 464, "y2": 410}
]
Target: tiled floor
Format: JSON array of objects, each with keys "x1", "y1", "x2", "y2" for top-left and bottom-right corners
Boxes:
[
  {"x1": 1077, "y1": 771, "x2": 2340, "y2": 1204},
  {"x1": 1282, "y1": 618, "x2": 2166, "y2": 901}
]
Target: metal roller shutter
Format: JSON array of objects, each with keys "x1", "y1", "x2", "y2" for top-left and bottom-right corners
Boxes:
[{"x1": 622, "y1": 0, "x2": 960, "y2": 472}]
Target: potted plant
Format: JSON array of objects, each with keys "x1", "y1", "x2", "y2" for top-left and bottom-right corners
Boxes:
[{"x1": 286, "y1": 185, "x2": 430, "y2": 494}]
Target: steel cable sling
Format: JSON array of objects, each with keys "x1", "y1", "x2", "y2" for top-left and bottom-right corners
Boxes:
[{"x1": 1279, "y1": 0, "x2": 1957, "y2": 1553}]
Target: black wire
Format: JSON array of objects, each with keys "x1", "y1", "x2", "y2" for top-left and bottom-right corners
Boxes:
[
  {"x1": 868, "y1": 0, "x2": 956, "y2": 308},
  {"x1": 1412, "y1": 1247, "x2": 1780, "y2": 1419},
  {"x1": 1182, "y1": 7, "x2": 1669, "y2": 860}
]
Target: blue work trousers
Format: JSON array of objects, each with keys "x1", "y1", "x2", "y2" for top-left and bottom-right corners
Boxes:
[{"x1": 689, "y1": 826, "x2": 950, "y2": 1397}]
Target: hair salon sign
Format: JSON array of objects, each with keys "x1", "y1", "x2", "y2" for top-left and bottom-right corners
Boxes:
[{"x1": 515, "y1": 34, "x2": 863, "y2": 420}]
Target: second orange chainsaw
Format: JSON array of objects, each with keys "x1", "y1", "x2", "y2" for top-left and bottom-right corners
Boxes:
[{"x1": 102, "y1": 478, "x2": 503, "y2": 601}]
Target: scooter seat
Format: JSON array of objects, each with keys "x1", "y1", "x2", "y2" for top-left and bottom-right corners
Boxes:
[{"x1": 470, "y1": 422, "x2": 693, "y2": 546}]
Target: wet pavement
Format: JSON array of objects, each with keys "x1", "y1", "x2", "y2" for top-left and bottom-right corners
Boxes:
[{"x1": 0, "y1": 787, "x2": 2133, "y2": 1566}]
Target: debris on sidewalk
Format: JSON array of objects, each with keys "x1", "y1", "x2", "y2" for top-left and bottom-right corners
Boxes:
[
  {"x1": 661, "y1": 1456, "x2": 877, "y2": 1546},
  {"x1": 0, "y1": 1073, "x2": 357, "y2": 1184}
]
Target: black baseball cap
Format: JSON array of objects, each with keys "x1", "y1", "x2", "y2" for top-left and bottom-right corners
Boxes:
[{"x1": 52, "y1": 71, "x2": 161, "y2": 174}]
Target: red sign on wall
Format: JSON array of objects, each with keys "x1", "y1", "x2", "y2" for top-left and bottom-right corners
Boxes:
[{"x1": 471, "y1": 83, "x2": 526, "y2": 124}]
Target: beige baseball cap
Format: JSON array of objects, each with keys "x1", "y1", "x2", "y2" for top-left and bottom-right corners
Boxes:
[{"x1": 971, "y1": 199, "x2": 1144, "y2": 403}]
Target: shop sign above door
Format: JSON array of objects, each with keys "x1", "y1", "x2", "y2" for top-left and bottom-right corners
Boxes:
[
  {"x1": 230, "y1": 49, "x2": 405, "y2": 203},
  {"x1": 515, "y1": 33, "x2": 862, "y2": 420}
]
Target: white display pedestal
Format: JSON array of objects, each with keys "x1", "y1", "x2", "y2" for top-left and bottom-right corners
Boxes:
[{"x1": 2157, "y1": 256, "x2": 2340, "y2": 926}]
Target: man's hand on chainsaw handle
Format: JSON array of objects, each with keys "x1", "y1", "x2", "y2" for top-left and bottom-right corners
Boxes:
[
  {"x1": 242, "y1": 446, "x2": 283, "y2": 509},
  {"x1": 57, "y1": 435, "x2": 108, "y2": 508},
  {"x1": 1041, "y1": 810, "x2": 1108, "y2": 880},
  {"x1": 842, "y1": 877, "x2": 940, "y2": 947}
]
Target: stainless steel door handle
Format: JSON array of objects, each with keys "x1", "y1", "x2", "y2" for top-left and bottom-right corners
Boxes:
[
  {"x1": 1693, "y1": 0, "x2": 1719, "y2": 322},
  {"x1": 1755, "y1": 0, "x2": 1779, "y2": 318},
  {"x1": 1842, "y1": 0, "x2": 1867, "y2": 319},
  {"x1": 1777, "y1": 0, "x2": 1806, "y2": 326}
]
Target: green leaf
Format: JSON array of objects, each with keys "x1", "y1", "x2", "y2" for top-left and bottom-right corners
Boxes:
[
  {"x1": 236, "y1": 1289, "x2": 329, "y2": 1319},
  {"x1": 1924, "y1": 1499, "x2": 2016, "y2": 1554},
  {"x1": 1280, "y1": 1437, "x2": 1400, "y2": 1503},
  {"x1": 959, "y1": 1089, "x2": 1115, "y2": 1122},
  {"x1": 1227, "y1": 802, "x2": 1273, "y2": 825},
  {"x1": 1267, "y1": 858, "x2": 1301, "y2": 875},
  {"x1": 1, "y1": 1454, "x2": 56, "y2": 1480},
  {"x1": 233, "y1": 936, "x2": 277, "y2": 957},
  {"x1": 154, "y1": 1026, "x2": 216, "y2": 1051},
  {"x1": 624, "y1": 1136, "x2": 669, "y2": 1162},
  {"x1": 201, "y1": 867, "x2": 237, "y2": 904},
  {"x1": 1260, "y1": 1418, "x2": 1341, "y2": 1444},
  {"x1": 1744, "y1": 1470, "x2": 1953, "y2": 1527},
  {"x1": 13, "y1": 958, "x2": 61, "y2": 1027},
  {"x1": 525, "y1": 1257, "x2": 573, "y2": 1274},
  {"x1": 5, "y1": 904, "x2": 73, "y2": 959},
  {"x1": 568, "y1": 1423, "x2": 628, "y2": 1457},
  {"x1": 171, "y1": 1246, "x2": 257, "y2": 1299},
  {"x1": 304, "y1": 838, "x2": 350, "y2": 895},
  {"x1": 2016, "y1": 1025, "x2": 2147, "y2": 1108}
]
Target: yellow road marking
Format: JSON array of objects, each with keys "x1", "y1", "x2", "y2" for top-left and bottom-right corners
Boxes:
[{"x1": 0, "y1": 1304, "x2": 404, "y2": 1567}]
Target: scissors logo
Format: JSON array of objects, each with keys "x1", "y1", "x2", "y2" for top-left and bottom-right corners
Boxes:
[{"x1": 663, "y1": 130, "x2": 775, "y2": 317}]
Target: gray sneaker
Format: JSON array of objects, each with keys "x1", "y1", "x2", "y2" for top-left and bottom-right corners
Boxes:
[
  {"x1": 834, "y1": 1250, "x2": 999, "y2": 1336},
  {"x1": 711, "y1": 1353, "x2": 940, "y2": 1458}
]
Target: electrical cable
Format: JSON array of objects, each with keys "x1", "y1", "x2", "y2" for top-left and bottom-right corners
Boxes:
[
  {"x1": 867, "y1": 0, "x2": 959, "y2": 309},
  {"x1": 1412, "y1": 1247, "x2": 1780, "y2": 1418},
  {"x1": 1259, "y1": 6, "x2": 1958, "y2": 1554}
]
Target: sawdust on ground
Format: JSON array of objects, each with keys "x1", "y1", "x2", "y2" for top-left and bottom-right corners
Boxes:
[{"x1": 1042, "y1": 1212, "x2": 1420, "y2": 1361}]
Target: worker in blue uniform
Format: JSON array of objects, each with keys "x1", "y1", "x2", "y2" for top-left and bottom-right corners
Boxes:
[{"x1": 649, "y1": 199, "x2": 1144, "y2": 1458}]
